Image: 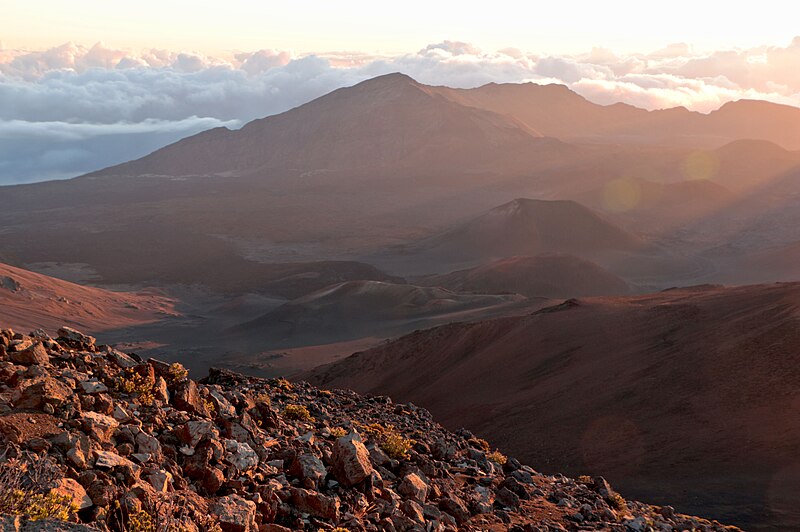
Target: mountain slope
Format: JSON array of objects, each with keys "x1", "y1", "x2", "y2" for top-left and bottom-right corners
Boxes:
[
  {"x1": 0, "y1": 261, "x2": 176, "y2": 333},
  {"x1": 92, "y1": 73, "x2": 560, "y2": 178},
  {"x1": 307, "y1": 282, "x2": 800, "y2": 529},
  {"x1": 395, "y1": 198, "x2": 646, "y2": 273},
  {"x1": 0, "y1": 328, "x2": 736, "y2": 531},
  {"x1": 235, "y1": 280, "x2": 538, "y2": 347},
  {"x1": 418, "y1": 254, "x2": 630, "y2": 298},
  {"x1": 436, "y1": 82, "x2": 800, "y2": 149}
]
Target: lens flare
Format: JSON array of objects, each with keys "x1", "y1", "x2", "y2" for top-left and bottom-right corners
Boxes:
[
  {"x1": 681, "y1": 151, "x2": 720, "y2": 181},
  {"x1": 603, "y1": 177, "x2": 642, "y2": 212}
]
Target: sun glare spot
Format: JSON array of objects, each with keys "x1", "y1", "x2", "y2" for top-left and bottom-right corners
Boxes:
[
  {"x1": 681, "y1": 151, "x2": 720, "y2": 181},
  {"x1": 603, "y1": 177, "x2": 642, "y2": 212}
]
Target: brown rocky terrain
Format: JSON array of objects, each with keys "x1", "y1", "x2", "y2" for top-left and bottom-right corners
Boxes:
[
  {"x1": 0, "y1": 326, "x2": 739, "y2": 531},
  {"x1": 0, "y1": 262, "x2": 177, "y2": 334},
  {"x1": 307, "y1": 282, "x2": 800, "y2": 530},
  {"x1": 234, "y1": 280, "x2": 543, "y2": 349},
  {"x1": 417, "y1": 255, "x2": 630, "y2": 299}
]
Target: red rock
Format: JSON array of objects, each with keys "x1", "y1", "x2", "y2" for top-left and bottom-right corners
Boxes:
[
  {"x1": 14, "y1": 377, "x2": 72, "y2": 410},
  {"x1": 10, "y1": 342, "x2": 50, "y2": 366},
  {"x1": 289, "y1": 487, "x2": 340, "y2": 520},
  {"x1": 331, "y1": 433, "x2": 373, "y2": 486},
  {"x1": 398, "y1": 472, "x2": 428, "y2": 503},
  {"x1": 210, "y1": 494, "x2": 257, "y2": 532}
]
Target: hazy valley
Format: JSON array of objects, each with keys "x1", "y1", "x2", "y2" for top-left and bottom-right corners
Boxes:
[{"x1": 2, "y1": 70, "x2": 800, "y2": 530}]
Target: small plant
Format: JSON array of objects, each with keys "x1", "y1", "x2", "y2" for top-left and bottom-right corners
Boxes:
[
  {"x1": 0, "y1": 452, "x2": 73, "y2": 522},
  {"x1": 356, "y1": 422, "x2": 415, "y2": 460},
  {"x1": 469, "y1": 437, "x2": 491, "y2": 452},
  {"x1": 167, "y1": 362, "x2": 189, "y2": 384},
  {"x1": 608, "y1": 492, "x2": 628, "y2": 512},
  {"x1": 577, "y1": 475, "x2": 592, "y2": 484},
  {"x1": 126, "y1": 509, "x2": 155, "y2": 532},
  {"x1": 329, "y1": 427, "x2": 347, "y2": 438},
  {"x1": 282, "y1": 404, "x2": 313, "y2": 422},
  {"x1": 273, "y1": 377, "x2": 293, "y2": 391},
  {"x1": 381, "y1": 431, "x2": 415, "y2": 460},
  {"x1": 1, "y1": 490, "x2": 77, "y2": 521},
  {"x1": 487, "y1": 450, "x2": 507, "y2": 465},
  {"x1": 253, "y1": 392, "x2": 271, "y2": 405},
  {"x1": 117, "y1": 368, "x2": 156, "y2": 406},
  {"x1": 202, "y1": 398, "x2": 216, "y2": 416}
]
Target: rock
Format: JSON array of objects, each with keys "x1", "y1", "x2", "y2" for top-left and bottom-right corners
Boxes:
[
  {"x1": 106, "y1": 349, "x2": 137, "y2": 368},
  {"x1": 153, "y1": 376, "x2": 169, "y2": 402},
  {"x1": 57, "y1": 327, "x2": 96, "y2": 347},
  {"x1": 401, "y1": 499, "x2": 425, "y2": 523},
  {"x1": 289, "y1": 487, "x2": 340, "y2": 520},
  {"x1": 208, "y1": 389, "x2": 237, "y2": 418},
  {"x1": 439, "y1": 497, "x2": 470, "y2": 525},
  {"x1": 135, "y1": 432, "x2": 162, "y2": 455},
  {"x1": 94, "y1": 450, "x2": 136, "y2": 470},
  {"x1": 288, "y1": 453, "x2": 327, "y2": 487},
  {"x1": 87, "y1": 481, "x2": 117, "y2": 507},
  {"x1": 625, "y1": 516, "x2": 648, "y2": 531},
  {"x1": 209, "y1": 494, "x2": 257, "y2": 532},
  {"x1": 495, "y1": 486, "x2": 521, "y2": 509},
  {"x1": 223, "y1": 439, "x2": 259, "y2": 472},
  {"x1": 50, "y1": 477, "x2": 93, "y2": 510},
  {"x1": 175, "y1": 419, "x2": 218, "y2": 447},
  {"x1": 398, "y1": 472, "x2": 428, "y2": 502},
  {"x1": 80, "y1": 380, "x2": 108, "y2": 394},
  {"x1": 81, "y1": 411, "x2": 119, "y2": 442},
  {"x1": 202, "y1": 467, "x2": 225, "y2": 495},
  {"x1": 331, "y1": 433, "x2": 373, "y2": 486},
  {"x1": 10, "y1": 343, "x2": 50, "y2": 366},
  {"x1": 173, "y1": 380, "x2": 207, "y2": 415},
  {"x1": 146, "y1": 469, "x2": 173, "y2": 492},
  {"x1": 15, "y1": 377, "x2": 72, "y2": 410}
]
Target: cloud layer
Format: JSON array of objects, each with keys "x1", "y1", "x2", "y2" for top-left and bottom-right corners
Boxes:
[{"x1": 2, "y1": 39, "x2": 799, "y2": 184}]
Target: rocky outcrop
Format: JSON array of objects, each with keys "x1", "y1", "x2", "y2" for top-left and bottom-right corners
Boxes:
[{"x1": 0, "y1": 326, "x2": 738, "y2": 531}]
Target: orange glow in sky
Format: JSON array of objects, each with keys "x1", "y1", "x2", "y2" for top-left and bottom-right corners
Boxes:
[{"x1": 2, "y1": 0, "x2": 799, "y2": 55}]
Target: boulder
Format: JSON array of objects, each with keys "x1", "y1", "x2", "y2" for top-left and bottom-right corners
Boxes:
[
  {"x1": 50, "y1": 477, "x2": 93, "y2": 510},
  {"x1": 398, "y1": 472, "x2": 428, "y2": 503},
  {"x1": 209, "y1": 494, "x2": 257, "y2": 532},
  {"x1": 288, "y1": 453, "x2": 327, "y2": 487},
  {"x1": 10, "y1": 343, "x2": 50, "y2": 366},
  {"x1": 81, "y1": 411, "x2": 119, "y2": 442},
  {"x1": 289, "y1": 487, "x2": 340, "y2": 520},
  {"x1": 223, "y1": 439, "x2": 258, "y2": 472},
  {"x1": 57, "y1": 327, "x2": 96, "y2": 347},
  {"x1": 331, "y1": 433, "x2": 373, "y2": 486},
  {"x1": 15, "y1": 377, "x2": 72, "y2": 410}
]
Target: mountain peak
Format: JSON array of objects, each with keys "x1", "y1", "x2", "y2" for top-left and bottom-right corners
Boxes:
[{"x1": 353, "y1": 71, "x2": 420, "y2": 89}]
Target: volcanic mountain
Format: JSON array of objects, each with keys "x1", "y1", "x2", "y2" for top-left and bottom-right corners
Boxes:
[
  {"x1": 307, "y1": 282, "x2": 800, "y2": 530},
  {"x1": 2, "y1": 74, "x2": 800, "y2": 294},
  {"x1": 386, "y1": 198, "x2": 646, "y2": 274},
  {"x1": 235, "y1": 280, "x2": 542, "y2": 348},
  {"x1": 0, "y1": 261, "x2": 176, "y2": 333},
  {"x1": 435, "y1": 81, "x2": 800, "y2": 149},
  {"x1": 418, "y1": 254, "x2": 631, "y2": 298},
  {"x1": 92, "y1": 73, "x2": 562, "y2": 178}
]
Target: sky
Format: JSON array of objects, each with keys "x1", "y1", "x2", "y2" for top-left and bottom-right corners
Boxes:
[{"x1": 1, "y1": 1, "x2": 800, "y2": 184}]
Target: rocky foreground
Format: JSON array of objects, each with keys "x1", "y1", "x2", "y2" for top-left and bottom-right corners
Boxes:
[{"x1": 0, "y1": 327, "x2": 738, "y2": 531}]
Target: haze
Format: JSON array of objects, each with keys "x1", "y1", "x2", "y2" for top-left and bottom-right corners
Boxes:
[{"x1": 3, "y1": 4, "x2": 800, "y2": 531}]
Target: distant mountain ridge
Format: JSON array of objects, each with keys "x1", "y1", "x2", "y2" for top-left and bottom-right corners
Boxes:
[{"x1": 88, "y1": 73, "x2": 800, "y2": 179}]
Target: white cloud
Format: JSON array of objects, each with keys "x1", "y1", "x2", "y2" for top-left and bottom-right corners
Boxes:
[{"x1": 1, "y1": 38, "x2": 799, "y2": 184}]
